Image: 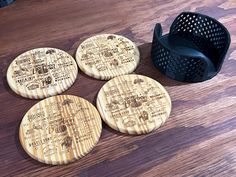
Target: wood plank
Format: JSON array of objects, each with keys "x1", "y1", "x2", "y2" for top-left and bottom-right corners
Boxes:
[{"x1": 0, "y1": 0, "x2": 236, "y2": 176}]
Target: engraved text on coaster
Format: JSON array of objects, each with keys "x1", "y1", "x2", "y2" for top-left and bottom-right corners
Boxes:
[
  {"x1": 97, "y1": 74, "x2": 171, "y2": 134},
  {"x1": 76, "y1": 34, "x2": 140, "y2": 80},
  {"x1": 7, "y1": 48, "x2": 78, "y2": 99},
  {"x1": 19, "y1": 95, "x2": 102, "y2": 165}
]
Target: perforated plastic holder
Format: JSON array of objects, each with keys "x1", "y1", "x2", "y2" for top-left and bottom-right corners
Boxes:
[
  {"x1": 151, "y1": 12, "x2": 231, "y2": 83},
  {"x1": 0, "y1": 0, "x2": 14, "y2": 7}
]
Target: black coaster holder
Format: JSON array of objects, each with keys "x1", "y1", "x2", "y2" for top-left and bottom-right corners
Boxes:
[
  {"x1": 0, "y1": 0, "x2": 14, "y2": 8},
  {"x1": 151, "y1": 12, "x2": 231, "y2": 83}
]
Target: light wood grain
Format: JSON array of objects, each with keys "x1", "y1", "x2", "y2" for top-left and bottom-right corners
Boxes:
[
  {"x1": 97, "y1": 74, "x2": 171, "y2": 134},
  {"x1": 76, "y1": 34, "x2": 140, "y2": 80},
  {"x1": 19, "y1": 95, "x2": 102, "y2": 165},
  {"x1": 0, "y1": 0, "x2": 236, "y2": 176},
  {"x1": 7, "y1": 48, "x2": 78, "y2": 99}
]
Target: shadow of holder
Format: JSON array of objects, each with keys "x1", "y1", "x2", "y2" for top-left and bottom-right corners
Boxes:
[
  {"x1": 0, "y1": 0, "x2": 15, "y2": 8},
  {"x1": 151, "y1": 12, "x2": 231, "y2": 83}
]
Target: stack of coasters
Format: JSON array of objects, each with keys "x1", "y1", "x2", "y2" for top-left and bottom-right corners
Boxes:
[
  {"x1": 76, "y1": 34, "x2": 140, "y2": 80},
  {"x1": 7, "y1": 48, "x2": 78, "y2": 99},
  {"x1": 96, "y1": 74, "x2": 171, "y2": 134},
  {"x1": 19, "y1": 95, "x2": 102, "y2": 165}
]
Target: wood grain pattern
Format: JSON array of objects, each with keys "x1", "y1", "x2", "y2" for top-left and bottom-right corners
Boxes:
[
  {"x1": 76, "y1": 34, "x2": 140, "y2": 80},
  {"x1": 19, "y1": 95, "x2": 102, "y2": 165},
  {"x1": 97, "y1": 74, "x2": 171, "y2": 134},
  {"x1": 7, "y1": 48, "x2": 78, "y2": 99},
  {"x1": 0, "y1": 0, "x2": 236, "y2": 176}
]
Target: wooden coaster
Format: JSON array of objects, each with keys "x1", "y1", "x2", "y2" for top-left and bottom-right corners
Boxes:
[
  {"x1": 19, "y1": 95, "x2": 102, "y2": 165},
  {"x1": 76, "y1": 34, "x2": 140, "y2": 80},
  {"x1": 96, "y1": 74, "x2": 171, "y2": 134},
  {"x1": 7, "y1": 48, "x2": 78, "y2": 99}
]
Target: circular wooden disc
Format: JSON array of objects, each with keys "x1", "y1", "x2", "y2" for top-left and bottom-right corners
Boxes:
[
  {"x1": 7, "y1": 48, "x2": 78, "y2": 99},
  {"x1": 76, "y1": 34, "x2": 140, "y2": 80},
  {"x1": 19, "y1": 95, "x2": 102, "y2": 165},
  {"x1": 96, "y1": 74, "x2": 171, "y2": 134}
]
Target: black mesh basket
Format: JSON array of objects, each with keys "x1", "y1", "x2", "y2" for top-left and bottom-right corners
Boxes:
[
  {"x1": 0, "y1": 0, "x2": 14, "y2": 8},
  {"x1": 151, "y1": 12, "x2": 231, "y2": 83}
]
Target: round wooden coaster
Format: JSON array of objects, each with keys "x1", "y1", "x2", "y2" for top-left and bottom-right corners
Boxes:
[
  {"x1": 19, "y1": 95, "x2": 102, "y2": 165},
  {"x1": 7, "y1": 48, "x2": 78, "y2": 99},
  {"x1": 96, "y1": 74, "x2": 171, "y2": 134},
  {"x1": 76, "y1": 34, "x2": 140, "y2": 80}
]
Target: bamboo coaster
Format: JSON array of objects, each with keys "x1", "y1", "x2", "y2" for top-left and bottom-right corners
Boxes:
[
  {"x1": 19, "y1": 95, "x2": 102, "y2": 165},
  {"x1": 96, "y1": 74, "x2": 171, "y2": 134},
  {"x1": 7, "y1": 48, "x2": 78, "y2": 99},
  {"x1": 76, "y1": 34, "x2": 140, "y2": 80}
]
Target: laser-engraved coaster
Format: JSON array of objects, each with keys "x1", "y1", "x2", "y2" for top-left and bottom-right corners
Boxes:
[
  {"x1": 97, "y1": 74, "x2": 171, "y2": 134},
  {"x1": 76, "y1": 34, "x2": 140, "y2": 80},
  {"x1": 19, "y1": 95, "x2": 102, "y2": 165},
  {"x1": 7, "y1": 48, "x2": 78, "y2": 99}
]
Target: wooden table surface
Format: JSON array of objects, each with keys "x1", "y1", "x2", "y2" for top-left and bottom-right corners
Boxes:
[{"x1": 0, "y1": 0, "x2": 236, "y2": 176}]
